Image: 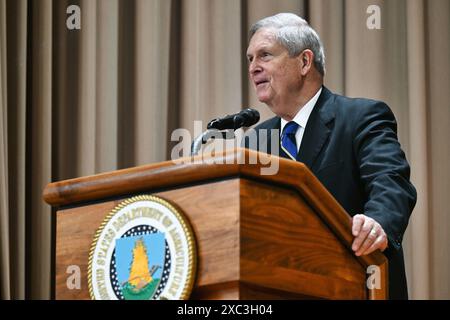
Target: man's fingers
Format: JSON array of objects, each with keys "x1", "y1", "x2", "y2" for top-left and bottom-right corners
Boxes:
[
  {"x1": 351, "y1": 214, "x2": 388, "y2": 256},
  {"x1": 352, "y1": 214, "x2": 365, "y2": 237},
  {"x1": 361, "y1": 234, "x2": 388, "y2": 256},
  {"x1": 352, "y1": 218, "x2": 374, "y2": 252},
  {"x1": 355, "y1": 227, "x2": 379, "y2": 256}
]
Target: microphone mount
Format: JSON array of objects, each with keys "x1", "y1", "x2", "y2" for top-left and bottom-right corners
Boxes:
[{"x1": 190, "y1": 129, "x2": 236, "y2": 156}]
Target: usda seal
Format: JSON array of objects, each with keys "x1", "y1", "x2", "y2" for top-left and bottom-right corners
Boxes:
[{"x1": 88, "y1": 195, "x2": 196, "y2": 300}]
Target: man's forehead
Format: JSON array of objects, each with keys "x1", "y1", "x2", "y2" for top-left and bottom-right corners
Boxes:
[{"x1": 247, "y1": 29, "x2": 278, "y2": 54}]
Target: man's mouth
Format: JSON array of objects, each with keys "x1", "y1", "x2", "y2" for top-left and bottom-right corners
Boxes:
[{"x1": 255, "y1": 79, "x2": 269, "y2": 87}]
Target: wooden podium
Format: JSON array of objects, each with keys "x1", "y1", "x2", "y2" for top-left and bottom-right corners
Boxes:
[{"x1": 43, "y1": 148, "x2": 388, "y2": 300}]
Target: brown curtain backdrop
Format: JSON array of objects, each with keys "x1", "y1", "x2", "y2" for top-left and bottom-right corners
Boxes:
[{"x1": 0, "y1": 0, "x2": 449, "y2": 299}]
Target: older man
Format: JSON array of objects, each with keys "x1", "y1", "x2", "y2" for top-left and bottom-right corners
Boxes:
[{"x1": 244, "y1": 13, "x2": 416, "y2": 299}]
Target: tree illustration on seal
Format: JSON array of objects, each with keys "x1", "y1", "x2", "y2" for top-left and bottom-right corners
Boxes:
[{"x1": 121, "y1": 237, "x2": 161, "y2": 300}]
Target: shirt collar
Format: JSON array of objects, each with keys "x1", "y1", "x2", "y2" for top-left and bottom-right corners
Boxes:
[{"x1": 280, "y1": 87, "x2": 322, "y2": 133}]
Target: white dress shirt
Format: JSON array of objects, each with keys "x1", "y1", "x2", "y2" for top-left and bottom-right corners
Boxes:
[{"x1": 280, "y1": 87, "x2": 322, "y2": 152}]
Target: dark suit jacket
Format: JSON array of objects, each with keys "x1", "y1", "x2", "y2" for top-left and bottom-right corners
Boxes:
[{"x1": 244, "y1": 86, "x2": 417, "y2": 299}]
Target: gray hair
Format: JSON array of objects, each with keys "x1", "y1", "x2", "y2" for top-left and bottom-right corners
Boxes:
[{"x1": 249, "y1": 13, "x2": 326, "y2": 76}]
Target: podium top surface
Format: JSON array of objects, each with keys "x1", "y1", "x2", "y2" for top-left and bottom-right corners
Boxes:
[{"x1": 44, "y1": 148, "x2": 307, "y2": 206}]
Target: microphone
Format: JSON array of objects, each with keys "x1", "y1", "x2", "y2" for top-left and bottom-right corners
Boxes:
[{"x1": 207, "y1": 108, "x2": 260, "y2": 130}]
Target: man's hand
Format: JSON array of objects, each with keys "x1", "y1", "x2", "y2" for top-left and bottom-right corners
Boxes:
[{"x1": 351, "y1": 214, "x2": 388, "y2": 256}]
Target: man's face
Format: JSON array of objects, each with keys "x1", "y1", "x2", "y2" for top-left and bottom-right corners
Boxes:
[{"x1": 246, "y1": 28, "x2": 303, "y2": 115}]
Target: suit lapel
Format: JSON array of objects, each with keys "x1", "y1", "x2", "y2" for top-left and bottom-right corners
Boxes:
[
  {"x1": 297, "y1": 87, "x2": 335, "y2": 170},
  {"x1": 260, "y1": 117, "x2": 289, "y2": 159},
  {"x1": 256, "y1": 116, "x2": 280, "y2": 156}
]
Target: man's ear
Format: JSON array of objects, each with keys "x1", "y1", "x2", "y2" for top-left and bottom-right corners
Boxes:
[{"x1": 299, "y1": 49, "x2": 314, "y2": 76}]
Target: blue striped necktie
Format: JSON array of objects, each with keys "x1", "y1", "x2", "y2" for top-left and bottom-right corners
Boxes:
[{"x1": 281, "y1": 121, "x2": 299, "y2": 160}]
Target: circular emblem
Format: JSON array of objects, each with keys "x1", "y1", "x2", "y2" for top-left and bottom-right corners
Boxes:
[{"x1": 88, "y1": 195, "x2": 196, "y2": 300}]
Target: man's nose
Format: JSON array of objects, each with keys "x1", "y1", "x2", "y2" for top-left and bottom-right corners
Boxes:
[{"x1": 249, "y1": 60, "x2": 262, "y2": 75}]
